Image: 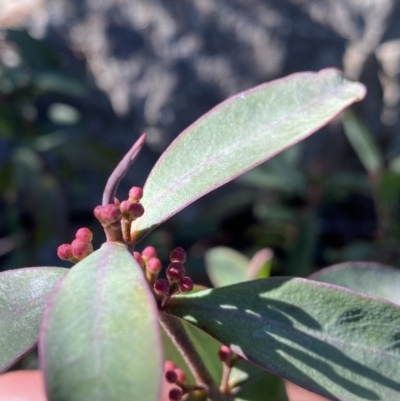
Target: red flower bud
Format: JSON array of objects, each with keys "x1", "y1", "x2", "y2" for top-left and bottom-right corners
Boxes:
[
  {"x1": 94, "y1": 205, "x2": 104, "y2": 222},
  {"x1": 129, "y1": 202, "x2": 144, "y2": 219},
  {"x1": 175, "y1": 368, "x2": 187, "y2": 384},
  {"x1": 71, "y1": 239, "x2": 93, "y2": 260},
  {"x1": 169, "y1": 388, "x2": 182, "y2": 401},
  {"x1": 75, "y1": 227, "x2": 93, "y2": 242},
  {"x1": 128, "y1": 186, "x2": 143, "y2": 202},
  {"x1": 165, "y1": 370, "x2": 178, "y2": 384},
  {"x1": 147, "y1": 257, "x2": 162, "y2": 274},
  {"x1": 154, "y1": 279, "x2": 170, "y2": 296},
  {"x1": 101, "y1": 204, "x2": 122, "y2": 224},
  {"x1": 57, "y1": 244, "x2": 73, "y2": 260},
  {"x1": 142, "y1": 246, "x2": 157, "y2": 260},
  {"x1": 179, "y1": 276, "x2": 193, "y2": 293},
  {"x1": 170, "y1": 247, "x2": 187, "y2": 263},
  {"x1": 133, "y1": 252, "x2": 145, "y2": 269},
  {"x1": 167, "y1": 262, "x2": 185, "y2": 282},
  {"x1": 120, "y1": 200, "x2": 132, "y2": 216}
]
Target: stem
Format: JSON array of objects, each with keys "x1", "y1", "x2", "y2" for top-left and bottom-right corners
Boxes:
[
  {"x1": 159, "y1": 312, "x2": 226, "y2": 401},
  {"x1": 219, "y1": 363, "x2": 232, "y2": 395},
  {"x1": 102, "y1": 133, "x2": 146, "y2": 206}
]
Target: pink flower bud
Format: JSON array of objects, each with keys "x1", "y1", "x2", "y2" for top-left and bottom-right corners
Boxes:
[
  {"x1": 164, "y1": 361, "x2": 176, "y2": 372},
  {"x1": 71, "y1": 239, "x2": 93, "y2": 260},
  {"x1": 101, "y1": 204, "x2": 122, "y2": 224},
  {"x1": 170, "y1": 247, "x2": 187, "y2": 263},
  {"x1": 169, "y1": 388, "x2": 182, "y2": 401},
  {"x1": 218, "y1": 345, "x2": 233, "y2": 363},
  {"x1": 129, "y1": 202, "x2": 144, "y2": 219},
  {"x1": 175, "y1": 368, "x2": 187, "y2": 383},
  {"x1": 179, "y1": 276, "x2": 193, "y2": 293},
  {"x1": 165, "y1": 370, "x2": 178, "y2": 384},
  {"x1": 133, "y1": 252, "x2": 145, "y2": 269},
  {"x1": 147, "y1": 257, "x2": 162, "y2": 274},
  {"x1": 128, "y1": 186, "x2": 143, "y2": 202},
  {"x1": 142, "y1": 246, "x2": 157, "y2": 260},
  {"x1": 57, "y1": 244, "x2": 73, "y2": 260},
  {"x1": 119, "y1": 200, "x2": 132, "y2": 216},
  {"x1": 75, "y1": 227, "x2": 93, "y2": 242},
  {"x1": 166, "y1": 262, "x2": 185, "y2": 282},
  {"x1": 93, "y1": 205, "x2": 104, "y2": 222},
  {"x1": 154, "y1": 279, "x2": 170, "y2": 296}
]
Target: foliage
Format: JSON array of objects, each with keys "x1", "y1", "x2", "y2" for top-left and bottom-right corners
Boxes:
[{"x1": 3, "y1": 67, "x2": 399, "y2": 401}]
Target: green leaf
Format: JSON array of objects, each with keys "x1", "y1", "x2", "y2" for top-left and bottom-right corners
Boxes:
[
  {"x1": 310, "y1": 262, "x2": 400, "y2": 305},
  {"x1": 342, "y1": 111, "x2": 383, "y2": 175},
  {"x1": 166, "y1": 278, "x2": 400, "y2": 401},
  {"x1": 247, "y1": 248, "x2": 273, "y2": 280},
  {"x1": 205, "y1": 247, "x2": 249, "y2": 287},
  {"x1": 40, "y1": 242, "x2": 162, "y2": 401},
  {"x1": 131, "y1": 69, "x2": 366, "y2": 242},
  {"x1": 0, "y1": 267, "x2": 67, "y2": 372}
]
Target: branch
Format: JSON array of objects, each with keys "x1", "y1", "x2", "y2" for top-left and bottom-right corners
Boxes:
[{"x1": 102, "y1": 134, "x2": 146, "y2": 205}]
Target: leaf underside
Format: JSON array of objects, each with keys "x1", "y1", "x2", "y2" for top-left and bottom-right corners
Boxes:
[
  {"x1": 0, "y1": 267, "x2": 67, "y2": 372},
  {"x1": 131, "y1": 69, "x2": 366, "y2": 242},
  {"x1": 166, "y1": 277, "x2": 400, "y2": 401},
  {"x1": 40, "y1": 242, "x2": 163, "y2": 401}
]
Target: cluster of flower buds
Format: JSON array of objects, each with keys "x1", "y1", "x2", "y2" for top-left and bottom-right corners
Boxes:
[
  {"x1": 165, "y1": 360, "x2": 205, "y2": 401},
  {"x1": 94, "y1": 186, "x2": 144, "y2": 242},
  {"x1": 57, "y1": 228, "x2": 94, "y2": 263},
  {"x1": 152, "y1": 247, "x2": 194, "y2": 303},
  {"x1": 133, "y1": 246, "x2": 162, "y2": 285}
]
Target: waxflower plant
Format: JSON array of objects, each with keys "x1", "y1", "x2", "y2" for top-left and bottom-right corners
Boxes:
[{"x1": 2, "y1": 69, "x2": 400, "y2": 401}]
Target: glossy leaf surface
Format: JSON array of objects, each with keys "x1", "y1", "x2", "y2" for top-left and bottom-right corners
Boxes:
[
  {"x1": 131, "y1": 69, "x2": 366, "y2": 242},
  {"x1": 40, "y1": 242, "x2": 162, "y2": 401},
  {"x1": 0, "y1": 267, "x2": 67, "y2": 372},
  {"x1": 166, "y1": 278, "x2": 400, "y2": 401},
  {"x1": 310, "y1": 262, "x2": 400, "y2": 305}
]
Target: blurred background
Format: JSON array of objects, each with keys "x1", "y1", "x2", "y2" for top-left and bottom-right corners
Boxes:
[{"x1": 1, "y1": 0, "x2": 400, "y2": 284}]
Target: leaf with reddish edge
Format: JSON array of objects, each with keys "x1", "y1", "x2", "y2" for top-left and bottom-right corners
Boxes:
[
  {"x1": 130, "y1": 69, "x2": 366, "y2": 243},
  {"x1": 165, "y1": 277, "x2": 400, "y2": 401},
  {"x1": 39, "y1": 242, "x2": 163, "y2": 401},
  {"x1": 0, "y1": 267, "x2": 67, "y2": 372},
  {"x1": 310, "y1": 261, "x2": 400, "y2": 305}
]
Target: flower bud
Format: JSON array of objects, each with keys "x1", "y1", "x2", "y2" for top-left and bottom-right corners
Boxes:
[
  {"x1": 120, "y1": 200, "x2": 132, "y2": 216},
  {"x1": 133, "y1": 252, "x2": 145, "y2": 269},
  {"x1": 170, "y1": 247, "x2": 187, "y2": 263},
  {"x1": 93, "y1": 205, "x2": 104, "y2": 222},
  {"x1": 75, "y1": 227, "x2": 93, "y2": 242},
  {"x1": 57, "y1": 244, "x2": 73, "y2": 260},
  {"x1": 169, "y1": 388, "x2": 182, "y2": 401},
  {"x1": 175, "y1": 368, "x2": 187, "y2": 384},
  {"x1": 142, "y1": 246, "x2": 157, "y2": 260},
  {"x1": 128, "y1": 186, "x2": 143, "y2": 202},
  {"x1": 147, "y1": 257, "x2": 162, "y2": 274},
  {"x1": 166, "y1": 262, "x2": 185, "y2": 282},
  {"x1": 179, "y1": 276, "x2": 193, "y2": 293},
  {"x1": 218, "y1": 345, "x2": 233, "y2": 363},
  {"x1": 71, "y1": 239, "x2": 93, "y2": 260},
  {"x1": 154, "y1": 279, "x2": 170, "y2": 296},
  {"x1": 164, "y1": 361, "x2": 176, "y2": 372},
  {"x1": 101, "y1": 204, "x2": 122, "y2": 224},
  {"x1": 165, "y1": 370, "x2": 178, "y2": 384},
  {"x1": 129, "y1": 202, "x2": 144, "y2": 219}
]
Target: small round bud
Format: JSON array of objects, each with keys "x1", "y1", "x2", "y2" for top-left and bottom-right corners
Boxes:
[
  {"x1": 179, "y1": 276, "x2": 193, "y2": 293},
  {"x1": 170, "y1": 247, "x2": 187, "y2": 263},
  {"x1": 142, "y1": 246, "x2": 157, "y2": 260},
  {"x1": 175, "y1": 368, "x2": 187, "y2": 384},
  {"x1": 75, "y1": 227, "x2": 93, "y2": 242},
  {"x1": 169, "y1": 388, "x2": 182, "y2": 401},
  {"x1": 129, "y1": 186, "x2": 143, "y2": 202},
  {"x1": 167, "y1": 262, "x2": 185, "y2": 282},
  {"x1": 57, "y1": 244, "x2": 73, "y2": 260},
  {"x1": 218, "y1": 345, "x2": 233, "y2": 363},
  {"x1": 147, "y1": 257, "x2": 162, "y2": 274},
  {"x1": 154, "y1": 279, "x2": 170, "y2": 296},
  {"x1": 129, "y1": 202, "x2": 144, "y2": 219},
  {"x1": 165, "y1": 370, "x2": 178, "y2": 384},
  {"x1": 120, "y1": 200, "x2": 132, "y2": 216},
  {"x1": 71, "y1": 239, "x2": 93, "y2": 260},
  {"x1": 133, "y1": 252, "x2": 145, "y2": 269},
  {"x1": 101, "y1": 204, "x2": 122, "y2": 224},
  {"x1": 94, "y1": 205, "x2": 104, "y2": 222},
  {"x1": 164, "y1": 361, "x2": 176, "y2": 372}
]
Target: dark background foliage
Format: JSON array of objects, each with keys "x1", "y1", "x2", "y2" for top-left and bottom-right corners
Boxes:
[{"x1": 1, "y1": 0, "x2": 400, "y2": 284}]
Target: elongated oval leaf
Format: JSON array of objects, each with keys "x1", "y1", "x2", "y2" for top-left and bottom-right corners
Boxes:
[
  {"x1": 205, "y1": 247, "x2": 249, "y2": 287},
  {"x1": 0, "y1": 267, "x2": 67, "y2": 372},
  {"x1": 165, "y1": 278, "x2": 400, "y2": 401},
  {"x1": 40, "y1": 242, "x2": 162, "y2": 401},
  {"x1": 131, "y1": 69, "x2": 366, "y2": 242},
  {"x1": 310, "y1": 262, "x2": 400, "y2": 305}
]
